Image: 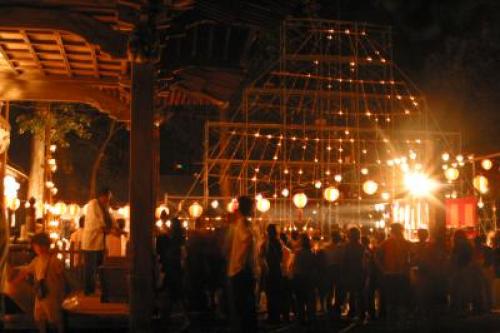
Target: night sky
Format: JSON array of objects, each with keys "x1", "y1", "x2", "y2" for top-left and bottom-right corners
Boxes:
[{"x1": 7, "y1": 0, "x2": 500, "y2": 201}]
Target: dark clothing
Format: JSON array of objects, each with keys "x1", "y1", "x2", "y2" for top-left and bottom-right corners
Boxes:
[
  {"x1": 230, "y1": 267, "x2": 257, "y2": 333},
  {"x1": 293, "y1": 249, "x2": 316, "y2": 323},
  {"x1": 83, "y1": 250, "x2": 103, "y2": 295},
  {"x1": 342, "y1": 242, "x2": 366, "y2": 318},
  {"x1": 264, "y1": 239, "x2": 283, "y2": 323}
]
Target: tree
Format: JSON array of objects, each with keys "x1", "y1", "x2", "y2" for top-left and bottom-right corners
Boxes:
[{"x1": 16, "y1": 103, "x2": 91, "y2": 206}]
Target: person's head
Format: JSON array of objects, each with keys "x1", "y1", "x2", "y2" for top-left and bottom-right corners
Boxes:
[
  {"x1": 453, "y1": 229, "x2": 468, "y2": 246},
  {"x1": 97, "y1": 187, "x2": 112, "y2": 205},
  {"x1": 390, "y1": 223, "x2": 404, "y2": 238},
  {"x1": 267, "y1": 224, "x2": 278, "y2": 239},
  {"x1": 31, "y1": 233, "x2": 51, "y2": 256},
  {"x1": 237, "y1": 196, "x2": 254, "y2": 217},
  {"x1": 159, "y1": 209, "x2": 168, "y2": 221},
  {"x1": 331, "y1": 230, "x2": 342, "y2": 244},
  {"x1": 348, "y1": 227, "x2": 361, "y2": 243},
  {"x1": 417, "y1": 228, "x2": 429, "y2": 243},
  {"x1": 279, "y1": 232, "x2": 289, "y2": 246},
  {"x1": 170, "y1": 217, "x2": 184, "y2": 242},
  {"x1": 77, "y1": 215, "x2": 85, "y2": 229},
  {"x1": 300, "y1": 233, "x2": 311, "y2": 251}
]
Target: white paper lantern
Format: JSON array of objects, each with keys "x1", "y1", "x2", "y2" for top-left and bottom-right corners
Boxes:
[
  {"x1": 293, "y1": 192, "x2": 308, "y2": 209},
  {"x1": 363, "y1": 180, "x2": 378, "y2": 195},
  {"x1": 481, "y1": 159, "x2": 493, "y2": 171},
  {"x1": 188, "y1": 202, "x2": 203, "y2": 218},
  {"x1": 473, "y1": 175, "x2": 489, "y2": 194},
  {"x1": 444, "y1": 167, "x2": 459, "y2": 181},
  {"x1": 323, "y1": 186, "x2": 340, "y2": 202},
  {"x1": 256, "y1": 198, "x2": 271, "y2": 213}
]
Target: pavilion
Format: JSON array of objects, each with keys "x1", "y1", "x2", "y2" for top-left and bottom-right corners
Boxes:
[{"x1": 0, "y1": 0, "x2": 300, "y2": 331}]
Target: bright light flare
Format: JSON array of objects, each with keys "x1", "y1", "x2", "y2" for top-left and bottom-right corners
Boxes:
[{"x1": 404, "y1": 172, "x2": 438, "y2": 197}]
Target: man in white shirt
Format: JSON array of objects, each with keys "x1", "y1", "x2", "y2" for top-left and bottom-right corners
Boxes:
[
  {"x1": 227, "y1": 196, "x2": 257, "y2": 332},
  {"x1": 81, "y1": 187, "x2": 113, "y2": 295}
]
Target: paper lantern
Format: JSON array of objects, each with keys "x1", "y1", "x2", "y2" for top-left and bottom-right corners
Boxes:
[
  {"x1": 210, "y1": 200, "x2": 219, "y2": 209},
  {"x1": 363, "y1": 180, "x2": 378, "y2": 195},
  {"x1": 68, "y1": 204, "x2": 81, "y2": 217},
  {"x1": 256, "y1": 198, "x2": 271, "y2": 213},
  {"x1": 481, "y1": 159, "x2": 493, "y2": 171},
  {"x1": 441, "y1": 153, "x2": 450, "y2": 161},
  {"x1": 314, "y1": 180, "x2": 322, "y2": 189},
  {"x1": 334, "y1": 174, "x2": 342, "y2": 182},
  {"x1": 293, "y1": 192, "x2": 308, "y2": 209},
  {"x1": 444, "y1": 167, "x2": 459, "y2": 181},
  {"x1": 281, "y1": 188, "x2": 290, "y2": 197},
  {"x1": 323, "y1": 186, "x2": 340, "y2": 202},
  {"x1": 473, "y1": 175, "x2": 489, "y2": 194},
  {"x1": 188, "y1": 202, "x2": 203, "y2": 218},
  {"x1": 53, "y1": 202, "x2": 67, "y2": 216},
  {"x1": 381, "y1": 192, "x2": 390, "y2": 201}
]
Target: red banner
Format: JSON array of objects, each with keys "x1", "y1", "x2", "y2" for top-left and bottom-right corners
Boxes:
[{"x1": 445, "y1": 197, "x2": 478, "y2": 228}]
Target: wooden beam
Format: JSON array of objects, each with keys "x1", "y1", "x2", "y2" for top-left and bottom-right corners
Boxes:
[
  {"x1": 20, "y1": 30, "x2": 45, "y2": 75},
  {"x1": 54, "y1": 32, "x2": 72, "y2": 77},
  {"x1": 0, "y1": 73, "x2": 129, "y2": 120},
  {"x1": 0, "y1": 43, "x2": 18, "y2": 74},
  {"x1": 0, "y1": 6, "x2": 127, "y2": 58}
]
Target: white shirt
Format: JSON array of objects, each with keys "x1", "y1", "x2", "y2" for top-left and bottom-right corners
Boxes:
[
  {"x1": 227, "y1": 215, "x2": 255, "y2": 277},
  {"x1": 82, "y1": 199, "x2": 111, "y2": 251}
]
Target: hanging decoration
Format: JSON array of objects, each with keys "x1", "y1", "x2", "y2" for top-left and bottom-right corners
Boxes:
[
  {"x1": 293, "y1": 192, "x2": 308, "y2": 209},
  {"x1": 323, "y1": 186, "x2": 340, "y2": 202}
]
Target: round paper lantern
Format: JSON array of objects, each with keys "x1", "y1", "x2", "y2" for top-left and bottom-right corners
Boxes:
[
  {"x1": 256, "y1": 198, "x2": 271, "y2": 213},
  {"x1": 210, "y1": 200, "x2": 219, "y2": 209},
  {"x1": 381, "y1": 192, "x2": 390, "y2": 201},
  {"x1": 441, "y1": 153, "x2": 450, "y2": 161},
  {"x1": 323, "y1": 186, "x2": 340, "y2": 202},
  {"x1": 481, "y1": 159, "x2": 493, "y2": 171},
  {"x1": 281, "y1": 188, "x2": 290, "y2": 197},
  {"x1": 473, "y1": 175, "x2": 489, "y2": 194},
  {"x1": 68, "y1": 203, "x2": 81, "y2": 217},
  {"x1": 155, "y1": 204, "x2": 169, "y2": 219},
  {"x1": 314, "y1": 180, "x2": 322, "y2": 189},
  {"x1": 293, "y1": 192, "x2": 308, "y2": 209},
  {"x1": 188, "y1": 202, "x2": 203, "y2": 218},
  {"x1": 363, "y1": 180, "x2": 378, "y2": 195},
  {"x1": 444, "y1": 167, "x2": 459, "y2": 181},
  {"x1": 334, "y1": 174, "x2": 342, "y2": 182},
  {"x1": 53, "y1": 202, "x2": 67, "y2": 216}
]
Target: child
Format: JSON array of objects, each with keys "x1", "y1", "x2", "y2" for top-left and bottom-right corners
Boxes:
[{"x1": 12, "y1": 233, "x2": 65, "y2": 333}]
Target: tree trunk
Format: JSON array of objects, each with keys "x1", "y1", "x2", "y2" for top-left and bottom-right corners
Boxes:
[
  {"x1": 89, "y1": 119, "x2": 117, "y2": 199},
  {"x1": 27, "y1": 131, "x2": 46, "y2": 216}
]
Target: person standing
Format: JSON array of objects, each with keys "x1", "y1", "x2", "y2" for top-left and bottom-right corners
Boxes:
[
  {"x1": 292, "y1": 234, "x2": 316, "y2": 325},
  {"x1": 81, "y1": 187, "x2": 113, "y2": 295},
  {"x1": 12, "y1": 233, "x2": 66, "y2": 333},
  {"x1": 227, "y1": 196, "x2": 257, "y2": 333},
  {"x1": 261, "y1": 224, "x2": 283, "y2": 325}
]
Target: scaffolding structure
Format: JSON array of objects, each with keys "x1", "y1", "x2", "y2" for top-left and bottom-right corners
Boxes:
[{"x1": 202, "y1": 18, "x2": 461, "y2": 231}]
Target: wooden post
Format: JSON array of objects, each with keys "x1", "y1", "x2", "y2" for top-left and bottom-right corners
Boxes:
[{"x1": 129, "y1": 61, "x2": 155, "y2": 332}]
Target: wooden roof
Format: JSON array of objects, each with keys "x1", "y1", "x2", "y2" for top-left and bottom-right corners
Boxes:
[{"x1": 0, "y1": 1, "x2": 299, "y2": 120}]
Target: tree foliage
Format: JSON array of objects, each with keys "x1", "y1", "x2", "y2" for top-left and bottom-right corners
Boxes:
[{"x1": 16, "y1": 103, "x2": 92, "y2": 147}]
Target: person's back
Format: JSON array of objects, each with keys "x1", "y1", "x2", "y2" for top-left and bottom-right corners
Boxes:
[
  {"x1": 343, "y1": 241, "x2": 365, "y2": 282},
  {"x1": 379, "y1": 234, "x2": 410, "y2": 274}
]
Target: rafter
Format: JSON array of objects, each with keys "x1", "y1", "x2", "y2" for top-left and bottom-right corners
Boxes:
[
  {"x1": 19, "y1": 30, "x2": 45, "y2": 75},
  {"x1": 54, "y1": 32, "x2": 72, "y2": 77},
  {"x1": 0, "y1": 43, "x2": 19, "y2": 74}
]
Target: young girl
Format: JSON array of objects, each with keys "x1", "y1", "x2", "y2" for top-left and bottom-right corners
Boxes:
[{"x1": 12, "y1": 233, "x2": 65, "y2": 333}]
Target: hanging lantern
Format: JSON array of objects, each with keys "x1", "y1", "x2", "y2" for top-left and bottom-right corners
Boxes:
[
  {"x1": 211, "y1": 200, "x2": 219, "y2": 209},
  {"x1": 363, "y1": 180, "x2": 378, "y2": 195},
  {"x1": 281, "y1": 188, "x2": 290, "y2": 197},
  {"x1": 323, "y1": 186, "x2": 340, "y2": 202},
  {"x1": 256, "y1": 198, "x2": 271, "y2": 213},
  {"x1": 53, "y1": 202, "x2": 67, "y2": 216},
  {"x1": 155, "y1": 204, "x2": 169, "y2": 219},
  {"x1": 473, "y1": 175, "x2": 489, "y2": 194},
  {"x1": 188, "y1": 202, "x2": 203, "y2": 218},
  {"x1": 334, "y1": 174, "x2": 342, "y2": 182},
  {"x1": 441, "y1": 153, "x2": 450, "y2": 161},
  {"x1": 314, "y1": 180, "x2": 322, "y2": 189},
  {"x1": 293, "y1": 192, "x2": 308, "y2": 209},
  {"x1": 481, "y1": 159, "x2": 493, "y2": 171},
  {"x1": 227, "y1": 198, "x2": 238, "y2": 213},
  {"x1": 68, "y1": 204, "x2": 81, "y2": 217},
  {"x1": 361, "y1": 168, "x2": 369, "y2": 175},
  {"x1": 444, "y1": 167, "x2": 459, "y2": 181},
  {"x1": 381, "y1": 192, "x2": 390, "y2": 201}
]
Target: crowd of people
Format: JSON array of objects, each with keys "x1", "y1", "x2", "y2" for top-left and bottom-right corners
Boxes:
[
  {"x1": 6, "y1": 193, "x2": 500, "y2": 332},
  {"x1": 155, "y1": 196, "x2": 500, "y2": 331}
]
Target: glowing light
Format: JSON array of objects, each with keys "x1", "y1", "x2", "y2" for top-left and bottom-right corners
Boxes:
[
  {"x1": 478, "y1": 198, "x2": 484, "y2": 209},
  {"x1": 4, "y1": 175, "x2": 20, "y2": 198},
  {"x1": 182, "y1": 220, "x2": 189, "y2": 229},
  {"x1": 456, "y1": 154, "x2": 464, "y2": 162},
  {"x1": 442, "y1": 153, "x2": 450, "y2": 161},
  {"x1": 53, "y1": 202, "x2": 67, "y2": 216},
  {"x1": 188, "y1": 202, "x2": 203, "y2": 218},
  {"x1": 314, "y1": 180, "x2": 322, "y2": 189},
  {"x1": 409, "y1": 151, "x2": 417, "y2": 160},
  {"x1": 361, "y1": 168, "x2": 369, "y2": 175},
  {"x1": 381, "y1": 192, "x2": 390, "y2": 201},
  {"x1": 256, "y1": 198, "x2": 271, "y2": 213},
  {"x1": 444, "y1": 168, "x2": 460, "y2": 181},
  {"x1": 334, "y1": 174, "x2": 342, "y2": 182},
  {"x1": 45, "y1": 181, "x2": 55, "y2": 189},
  {"x1": 363, "y1": 180, "x2": 378, "y2": 195},
  {"x1": 155, "y1": 204, "x2": 169, "y2": 219},
  {"x1": 293, "y1": 192, "x2": 308, "y2": 209},
  {"x1": 211, "y1": 200, "x2": 219, "y2": 209},
  {"x1": 227, "y1": 198, "x2": 238, "y2": 213},
  {"x1": 49, "y1": 145, "x2": 57, "y2": 153},
  {"x1": 281, "y1": 188, "x2": 290, "y2": 197},
  {"x1": 404, "y1": 172, "x2": 438, "y2": 197},
  {"x1": 155, "y1": 220, "x2": 163, "y2": 228},
  {"x1": 323, "y1": 187, "x2": 340, "y2": 202},
  {"x1": 473, "y1": 175, "x2": 489, "y2": 194},
  {"x1": 481, "y1": 159, "x2": 493, "y2": 171}
]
